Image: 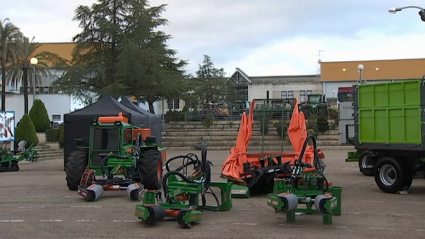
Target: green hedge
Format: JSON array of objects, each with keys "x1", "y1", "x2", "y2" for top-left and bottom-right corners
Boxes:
[
  {"x1": 14, "y1": 114, "x2": 39, "y2": 148},
  {"x1": 58, "y1": 123, "x2": 64, "y2": 148},
  {"x1": 29, "y1": 99, "x2": 51, "y2": 132},
  {"x1": 46, "y1": 129, "x2": 59, "y2": 142}
]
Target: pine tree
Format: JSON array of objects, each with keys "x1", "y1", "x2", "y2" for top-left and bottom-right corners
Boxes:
[{"x1": 29, "y1": 99, "x2": 50, "y2": 132}]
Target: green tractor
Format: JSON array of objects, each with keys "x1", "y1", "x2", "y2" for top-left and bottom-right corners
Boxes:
[
  {"x1": 298, "y1": 94, "x2": 328, "y2": 118},
  {"x1": 0, "y1": 141, "x2": 39, "y2": 172},
  {"x1": 65, "y1": 113, "x2": 165, "y2": 201}
]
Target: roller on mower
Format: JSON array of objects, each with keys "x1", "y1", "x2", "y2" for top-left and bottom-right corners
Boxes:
[
  {"x1": 135, "y1": 147, "x2": 233, "y2": 228},
  {"x1": 65, "y1": 113, "x2": 165, "y2": 202},
  {"x1": 266, "y1": 135, "x2": 342, "y2": 225}
]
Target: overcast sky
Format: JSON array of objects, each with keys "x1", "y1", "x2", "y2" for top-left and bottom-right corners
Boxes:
[{"x1": 2, "y1": 0, "x2": 425, "y2": 77}]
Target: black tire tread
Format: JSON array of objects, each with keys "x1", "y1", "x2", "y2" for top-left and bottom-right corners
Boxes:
[
  {"x1": 374, "y1": 157, "x2": 404, "y2": 194},
  {"x1": 138, "y1": 149, "x2": 163, "y2": 190},
  {"x1": 359, "y1": 151, "x2": 374, "y2": 176},
  {"x1": 65, "y1": 150, "x2": 88, "y2": 191}
]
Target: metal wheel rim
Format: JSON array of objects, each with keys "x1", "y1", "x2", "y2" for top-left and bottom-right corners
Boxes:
[
  {"x1": 361, "y1": 155, "x2": 369, "y2": 168},
  {"x1": 379, "y1": 164, "x2": 396, "y2": 186}
]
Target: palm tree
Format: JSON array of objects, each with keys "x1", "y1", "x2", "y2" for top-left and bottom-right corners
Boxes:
[
  {"x1": 6, "y1": 36, "x2": 53, "y2": 113},
  {"x1": 0, "y1": 18, "x2": 21, "y2": 111}
]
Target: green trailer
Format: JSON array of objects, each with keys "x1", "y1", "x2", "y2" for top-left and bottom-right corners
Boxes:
[{"x1": 347, "y1": 79, "x2": 425, "y2": 193}]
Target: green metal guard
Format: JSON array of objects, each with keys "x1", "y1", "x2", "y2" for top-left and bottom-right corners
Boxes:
[
  {"x1": 266, "y1": 135, "x2": 342, "y2": 225},
  {"x1": 135, "y1": 147, "x2": 233, "y2": 228}
]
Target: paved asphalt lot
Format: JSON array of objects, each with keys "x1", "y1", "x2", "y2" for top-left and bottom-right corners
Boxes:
[{"x1": 1, "y1": 149, "x2": 425, "y2": 239}]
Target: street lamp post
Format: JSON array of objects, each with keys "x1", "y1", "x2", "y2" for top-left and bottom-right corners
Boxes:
[
  {"x1": 388, "y1": 5, "x2": 425, "y2": 21},
  {"x1": 30, "y1": 57, "x2": 38, "y2": 102},
  {"x1": 22, "y1": 62, "x2": 29, "y2": 114},
  {"x1": 342, "y1": 64, "x2": 378, "y2": 84},
  {"x1": 358, "y1": 64, "x2": 364, "y2": 84}
]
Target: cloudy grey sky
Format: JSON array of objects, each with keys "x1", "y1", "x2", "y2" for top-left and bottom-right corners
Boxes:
[{"x1": 2, "y1": 0, "x2": 425, "y2": 77}]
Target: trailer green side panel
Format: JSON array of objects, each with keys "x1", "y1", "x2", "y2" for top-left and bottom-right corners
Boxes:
[
  {"x1": 358, "y1": 80, "x2": 421, "y2": 108},
  {"x1": 358, "y1": 107, "x2": 421, "y2": 144}
]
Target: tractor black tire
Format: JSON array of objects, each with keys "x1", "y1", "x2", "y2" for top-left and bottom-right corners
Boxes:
[
  {"x1": 374, "y1": 157, "x2": 404, "y2": 194},
  {"x1": 65, "y1": 150, "x2": 88, "y2": 191},
  {"x1": 358, "y1": 151, "x2": 375, "y2": 176},
  {"x1": 138, "y1": 148, "x2": 163, "y2": 190},
  {"x1": 318, "y1": 106, "x2": 328, "y2": 118},
  {"x1": 300, "y1": 106, "x2": 310, "y2": 118}
]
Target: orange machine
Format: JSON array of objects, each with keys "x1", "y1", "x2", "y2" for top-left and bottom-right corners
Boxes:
[{"x1": 221, "y1": 98, "x2": 325, "y2": 191}]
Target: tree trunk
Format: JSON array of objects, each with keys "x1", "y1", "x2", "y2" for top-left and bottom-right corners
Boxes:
[
  {"x1": 1, "y1": 61, "x2": 6, "y2": 111},
  {"x1": 148, "y1": 99, "x2": 155, "y2": 114},
  {"x1": 23, "y1": 65, "x2": 29, "y2": 114}
]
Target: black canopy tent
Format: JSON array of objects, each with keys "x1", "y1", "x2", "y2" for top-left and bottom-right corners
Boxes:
[
  {"x1": 119, "y1": 96, "x2": 163, "y2": 144},
  {"x1": 63, "y1": 95, "x2": 148, "y2": 169}
]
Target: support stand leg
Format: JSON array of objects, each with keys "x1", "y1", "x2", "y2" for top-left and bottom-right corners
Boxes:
[
  {"x1": 286, "y1": 210, "x2": 296, "y2": 223},
  {"x1": 323, "y1": 214, "x2": 332, "y2": 225}
]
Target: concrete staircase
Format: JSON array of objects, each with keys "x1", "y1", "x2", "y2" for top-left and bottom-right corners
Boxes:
[
  {"x1": 34, "y1": 142, "x2": 63, "y2": 159},
  {"x1": 162, "y1": 120, "x2": 354, "y2": 151}
]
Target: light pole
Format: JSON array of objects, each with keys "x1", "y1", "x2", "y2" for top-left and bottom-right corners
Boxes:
[
  {"x1": 30, "y1": 57, "x2": 38, "y2": 102},
  {"x1": 342, "y1": 64, "x2": 378, "y2": 84},
  {"x1": 388, "y1": 5, "x2": 425, "y2": 21}
]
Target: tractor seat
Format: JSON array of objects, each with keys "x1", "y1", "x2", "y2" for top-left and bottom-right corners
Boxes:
[{"x1": 11, "y1": 141, "x2": 26, "y2": 154}]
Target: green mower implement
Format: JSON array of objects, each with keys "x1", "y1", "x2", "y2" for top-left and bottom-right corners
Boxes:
[
  {"x1": 0, "y1": 140, "x2": 39, "y2": 172},
  {"x1": 65, "y1": 114, "x2": 165, "y2": 202},
  {"x1": 267, "y1": 135, "x2": 342, "y2": 225},
  {"x1": 135, "y1": 147, "x2": 233, "y2": 228}
]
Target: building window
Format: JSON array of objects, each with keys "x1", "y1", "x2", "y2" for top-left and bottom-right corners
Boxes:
[
  {"x1": 174, "y1": 99, "x2": 180, "y2": 109},
  {"x1": 167, "y1": 99, "x2": 180, "y2": 110},
  {"x1": 300, "y1": 90, "x2": 306, "y2": 102},
  {"x1": 167, "y1": 99, "x2": 173, "y2": 109},
  {"x1": 52, "y1": 115, "x2": 61, "y2": 121},
  {"x1": 288, "y1": 91, "x2": 294, "y2": 98},
  {"x1": 306, "y1": 90, "x2": 312, "y2": 95},
  {"x1": 281, "y1": 91, "x2": 287, "y2": 99}
]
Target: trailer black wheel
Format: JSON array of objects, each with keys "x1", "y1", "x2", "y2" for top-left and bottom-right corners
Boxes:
[
  {"x1": 65, "y1": 150, "x2": 88, "y2": 191},
  {"x1": 138, "y1": 148, "x2": 163, "y2": 190},
  {"x1": 374, "y1": 157, "x2": 404, "y2": 194},
  {"x1": 401, "y1": 161, "x2": 413, "y2": 191},
  {"x1": 359, "y1": 151, "x2": 375, "y2": 176}
]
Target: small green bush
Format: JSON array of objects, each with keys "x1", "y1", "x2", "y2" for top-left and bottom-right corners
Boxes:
[
  {"x1": 203, "y1": 113, "x2": 214, "y2": 128},
  {"x1": 29, "y1": 99, "x2": 51, "y2": 132},
  {"x1": 259, "y1": 117, "x2": 269, "y2": 135},
  {"x1": 14, "y1": 114, "x2": 39, "y2": 148},
  {"x1": 58, "y1": 123, "x2": 64, "y2": 148},
  {"x1": 276, "y1": 120, "x2": 288, "y2": 140},
  {"x1": 317, "y1": 113, "x2": 329, "y2": 132},
  {"x1": 46, "y1": 129, "x2": 59, "y2": 142}
]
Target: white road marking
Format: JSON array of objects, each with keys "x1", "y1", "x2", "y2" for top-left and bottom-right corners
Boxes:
[
  {"x1": 370, "y1": 227, "x2": 394, "y2": 230},
  {"x1": 417, "y1": 229, "x2": 425, "y2": 232},
  {"x1": 26, "y1": 196, "x2": 46, "y2": 198},
  {"x1": 324, "y1": 225, "x2": 347, "y2": 229},
  {"x1": 0, "y1": 220, "x2": 25, "y2": 223},
  {"x1": 232, "y1": 222, "x2": 258, "y2": 225},
  {"x1": 113, "y1": 220, "x2": 137, "y2": 223},
  {"x1": 381, "y1": 213, "x2": 412, "y2": 217},
  {"x1": 70, "y1": 205, "x2": 102, "y2": 208},
  {"x1": 77, "y1": 220, "x2": 96, "y2": 222},
  {"x1": 348, "y1": 212, "x2": 360, "y2": 215},
  {"x1": 278, "y1": 224, "x2": 303, "y2": 227},
  {"x1": 18, "y1": 206, "x2": 46, "y2": 209},
  {"x1": 234, "y1": 209, "x2": 255, "y2": 211},
  {"x1": 65, "y1": 196, "x2": 80, "y2": 198},
  {"x1": 407, "y1": 202, "x2": 425, "y2": 205},
  {"x1": 360, "y1": 200, "x2": 383, "y2": 203},
  {"x1": 40, "y1": 220, "x2": 62, "y2": 222}
]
